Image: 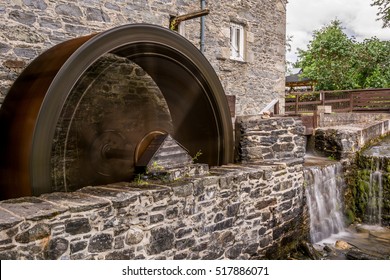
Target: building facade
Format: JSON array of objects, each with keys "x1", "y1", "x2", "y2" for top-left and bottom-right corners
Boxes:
[{"x1": 0, "y1": 0, "x2": 287, "y2": 116}]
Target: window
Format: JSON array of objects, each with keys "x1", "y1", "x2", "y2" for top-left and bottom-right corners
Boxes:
[{"x1": 230, "y1": 23, "x2": 245, "y2": 61}]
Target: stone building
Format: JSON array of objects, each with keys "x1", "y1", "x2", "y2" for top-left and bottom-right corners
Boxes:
[
  {"x1": 0, "y1": 1, "x2": 304, "y2": 260},
  {"x1": 0, "y1": 0, "x2": 287, "y2": 115}
]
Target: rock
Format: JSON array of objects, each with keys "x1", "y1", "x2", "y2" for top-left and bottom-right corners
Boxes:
[
  {"x1": 335, "y1": 240, "x2": 351, "y2": 250},
  {"x1": 88, "y1": 233, "x2": 113, "y2": 253},
  {"x1": 346, "y1": 248, "x2": 380, "y2": 260},
  {"x1": 148, "y1": 227, "x2": 174, "y2": 254},
  {"x1": 105, "y1": 249, "x2": 135, "y2": 260},
  {"x1": 125, "y1": 227, "x2": 144, "y2": 245},
  {"x1": 15, "y1": 223, "x2": 51, "y2": 243},
  {"x1": 297, "y1": 242, "x2": 321, "y2": 260},
  {"x1": 261, "y1": 111, "x2": 271, "y2": 119},
  {"x1": 324, "y1": 245, "x2": 334, "y2": 253},
  {"x1": 65, "y1": 218, "x2": 91, "y2": 235},
  {"x1": 45, "y1": 238, "x2": 69, "y2": 260}
]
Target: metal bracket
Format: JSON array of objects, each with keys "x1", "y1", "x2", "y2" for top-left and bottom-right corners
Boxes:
[{"x1": 170, "y1": 9, "x2": 210, "y2": 31}]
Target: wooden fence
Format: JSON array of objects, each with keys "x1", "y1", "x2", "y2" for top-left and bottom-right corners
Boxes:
[{"x1": 285, "y1": 88, "x2": 390, "y2": 115}]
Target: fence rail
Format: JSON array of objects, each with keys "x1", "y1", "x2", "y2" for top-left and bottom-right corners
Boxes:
[{"x1": 285, "y1": 88, "x2": 390, "y2": 115}]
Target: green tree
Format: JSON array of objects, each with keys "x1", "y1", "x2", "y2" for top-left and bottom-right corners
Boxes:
[
  {"x1": 372, "y1": 0, "x2": 390, "y2": 28},
  {"x1": 354, "y1": 37, "x2": 390, "y2": 88},
  {"x1": 296, "y1": 20, "x2": 357, "y2": 90},
  {"x1": 296, "y1": 20, "x2": 390, "y2": 90}
]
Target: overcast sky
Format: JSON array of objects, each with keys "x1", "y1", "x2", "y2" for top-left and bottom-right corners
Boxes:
[{"x1": 286, "y1": 0, "x2": 390, "y2": 65}]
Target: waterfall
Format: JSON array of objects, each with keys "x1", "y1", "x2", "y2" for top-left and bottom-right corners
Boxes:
[
  {"x1": 304, "y1": 162, "x2": 345, "y2": 243},
  {"x1": 366, "y1": 165, "x2": 383, "y2": 225}
]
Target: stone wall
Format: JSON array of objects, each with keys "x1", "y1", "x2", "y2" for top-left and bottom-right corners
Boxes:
[
  {"x1": 0, "y1": 116, "x2": 307, "y2": 260},
  {"x1": 344, "y1": 145, "x2": 390, "y2": 226},
  {"x1": 235, "y1": 115, "x2": 306, "y2": 163},
  {"x1": 314, "y1": 119, "x2": 390, "y2": 160},
  {"x1": 0, "y1": 0, "x2": 287, "y2": 116},
  {"x1": 317, "y1": 112, "x2": 390, "y2": 128}
]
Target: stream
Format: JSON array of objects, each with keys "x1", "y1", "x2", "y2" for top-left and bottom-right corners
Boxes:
[{"x1": 302, "y1": 155, "x2": 390, "y2": 260}]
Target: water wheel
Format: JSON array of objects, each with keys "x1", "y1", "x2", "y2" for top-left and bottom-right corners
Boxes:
[{"x1": 0, "y1": 24, "x2": 233, "y2": 199}]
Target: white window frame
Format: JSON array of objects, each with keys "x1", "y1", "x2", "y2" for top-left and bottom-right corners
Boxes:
[{"x1": 230, "y1": 22, "x2": 245, "y2": 61}]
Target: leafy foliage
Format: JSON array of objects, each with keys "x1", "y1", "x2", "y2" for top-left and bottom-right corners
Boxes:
[
  {"x1": 354, "y1": 37, "x2": 390, "y2": 88},
  {"x1": 372, "y1": 0, "x2": 390, "y2": 28},
  {"x1": 295, "y1": 20, "x2": 390, "y2": 90}
]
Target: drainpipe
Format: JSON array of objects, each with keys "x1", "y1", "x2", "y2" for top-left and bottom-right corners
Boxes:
[{"x1": 200, "y1": 0, "x2": 206, "y2": 53}]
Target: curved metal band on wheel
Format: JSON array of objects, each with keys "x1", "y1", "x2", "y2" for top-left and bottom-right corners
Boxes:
[{"x1": 0, "y1": 24, "x2": 233, "y2": 199}]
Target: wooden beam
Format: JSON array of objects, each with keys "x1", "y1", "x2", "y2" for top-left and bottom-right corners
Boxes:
[{"x1": 170, "y1": 9, "x2": 210, "y2": 31}]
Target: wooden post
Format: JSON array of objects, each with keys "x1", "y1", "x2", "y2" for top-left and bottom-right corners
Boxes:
[
  {"x1": 321, "y1": 91, "x2": 325, "y2": 106},
  {"x1": 274, "y1": 100, "x2": 280, "y2": 115},
  {"x1": 349, "y1": 93, "x2": 354, "y2": 112},
  {"x1": 295, "y1": 94, "x2": 299, "y2": 114}
]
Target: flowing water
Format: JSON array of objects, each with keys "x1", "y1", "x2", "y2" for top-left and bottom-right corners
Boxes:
[
  {"x1": 367, "y1": 168, "x2": 383, "y2": 225},
  {"x1": 304, "y1": 158, "x2": 345, "y2": 243},
  {"x1": 362, "y1": 143, "x2": 387, "y2": 225}
]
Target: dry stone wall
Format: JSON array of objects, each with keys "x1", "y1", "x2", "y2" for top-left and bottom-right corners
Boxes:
[
  {"x1": 0, "y1": 0, "x2": 287, "y2": 115},
  {"x1": 0, "y1": 116, "x2": 307, "y2": 260}
]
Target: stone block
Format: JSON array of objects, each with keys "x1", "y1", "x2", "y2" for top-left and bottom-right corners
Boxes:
[
  {"x1": 255, "y1": 198, "x2": 277, "y2": 210},
  {"x1": 15, "y1": 223, "x2": 51, "y2": 244},
  {"x1": 65, "y1": 218, "x2": 91, "y2": 235},
  {"x1": 45, "y1": 238, "x2": 69, "y2": 260},
  {"x1": 78, "y1": 186, "x2": 138, "y2": 208},
  {"x1": 88, "y1": 233, "x2": 113, "y2": 253},
  {"x1": 225, "y1": 243, "x2": 244, "y2": 259},
  {"x1": 41, "y1": 192, "x2": 109, "y2": 213},
  {"x1": 105, "y1": 249, "x2": 135, "y2": 260},
  {"x1": 175, "y1": 238, "x2": 196, "y2": 250},
  {"x1": 125, "y1": 227, "x2": 144, "y2": 245},
  {"x1": 70, "y1": 241, "x2": 88, "y2": 254},
  {"x1": 0, "y1": 197, "x2": 67, "y2": 220},
  {"x1": 148, "y1": 226, "x2": 174, "y2": 255}
]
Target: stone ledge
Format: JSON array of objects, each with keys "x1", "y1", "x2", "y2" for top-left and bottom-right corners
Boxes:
[
  {"x1": 314, "y1": 118, "x2": 390, "y2": 159},
  {"x1": 0, "y1": 159, "x2": 306, "y2": 260}
]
